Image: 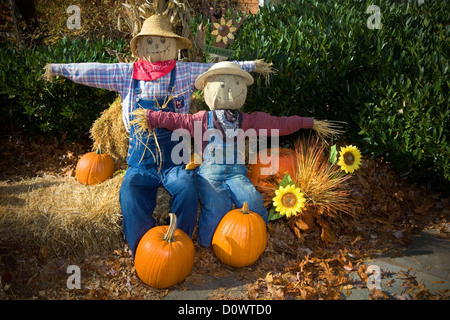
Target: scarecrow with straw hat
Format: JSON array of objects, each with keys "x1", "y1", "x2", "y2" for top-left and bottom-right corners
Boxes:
[
  {"x1": 43, "y1": 15, "x2": 273, "y2": 256},
  {"x1": 131, "y1": 61, "x2": 341, "y2": 247}
]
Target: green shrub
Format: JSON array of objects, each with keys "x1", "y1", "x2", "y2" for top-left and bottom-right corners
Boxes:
[
  {"x1": 0, "y1": 37, "x2": 128, "y2": 140},
  {"x1": 230, "y1": 0, "x2": 449, "y2": 185}
]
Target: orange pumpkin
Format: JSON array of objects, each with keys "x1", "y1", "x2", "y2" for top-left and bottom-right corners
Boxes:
[
  {"x1": 212, "y1": 202, "x2": 267, "y2": 268},
  {"x1": 134, "y1": 213, "x2": 195, "y2": 289},
  {"x1": 75, "y1": 147, "x2": 115, "y2": 185},
  {"x1": 247, "y1": 148, "x2": 297, "y2": 187}
]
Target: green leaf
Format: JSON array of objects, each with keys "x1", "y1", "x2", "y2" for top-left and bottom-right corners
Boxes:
[
  {"x1": 329, "y1": 144, "x2": 338, "y2": 164},
  {"x1": 279, "y1": 172, "x2": 295, "y2": 188},
  {"x1": 268, "y1": 206, "x2": 285, "y2": 222}
]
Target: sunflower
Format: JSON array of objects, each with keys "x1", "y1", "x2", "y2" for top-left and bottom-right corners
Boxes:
[
  {"x1": 337, "y1": 145, "x2": 362, "y2": 173},
  {"x1": 212, "y1": 17, "x2": 236, "y2": 45},
  {"x1": 272, "y1": 184, "x2": 306, "y2": 218}
]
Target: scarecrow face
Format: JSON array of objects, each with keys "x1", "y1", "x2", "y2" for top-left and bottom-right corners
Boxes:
[
  {"x1": 204, "y1": 74, "x2": 247, "y2": 110},
  {"x1": 136, "y1": 36, "x2": 177, "y2": 62}
]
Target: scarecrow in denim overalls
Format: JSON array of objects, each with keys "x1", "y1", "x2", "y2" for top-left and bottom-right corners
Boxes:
[
  {"x1": 44, "y1": 15, "x2": 268, "y2": 256},
  {"x1": 133, "y1": 61, "x2": 319, "y2": 247}
]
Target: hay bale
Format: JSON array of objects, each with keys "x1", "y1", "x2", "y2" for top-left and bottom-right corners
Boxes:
[
  {"x1": 0, "y1": 172, "x2": 174, "y2": 257},
  {"x1": 90, "y1": 96, "x2": 129, "y2": 165}
]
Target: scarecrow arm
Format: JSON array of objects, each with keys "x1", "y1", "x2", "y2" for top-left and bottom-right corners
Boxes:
[
  {"x1": 145, "y1": 109, "x2": 207, "y2": 136},
  {"x1": 43, "y1": 63, "x2": 132, "y2": 92},
  {"x1": 242, "y1": 111, "x2": 314, "y2": 136}
]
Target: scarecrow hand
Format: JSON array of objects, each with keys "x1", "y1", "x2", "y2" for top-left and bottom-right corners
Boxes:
[
  {"x1": 253, "y1": 59, "x2": 277, "y2": 85},
  {"x1": 42, "y1": 64, "x2": 55, "y2": 82},
  {"x1": 129, "y1": 109, "x2": 153, "y2": 132}
]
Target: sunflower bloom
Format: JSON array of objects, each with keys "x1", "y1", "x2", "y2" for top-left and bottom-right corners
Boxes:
[
  {"x1": 272, "y1": 184, "x2": 306, "y2": 218},
  {"x1": 338, "y1": 145, "x2": 362, "y2": 173},
  {"x1": 212, "y1": 17, "x2": 236, "y2": 45}
]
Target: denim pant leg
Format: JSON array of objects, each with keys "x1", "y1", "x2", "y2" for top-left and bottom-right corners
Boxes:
[
  {"x1": 119, "y1": 166, "x2": 160, "y2": 256},
  {"x1": 227, "y1": 165, "x2": 268, "y2": 223},
  {"x1": 196, "y1": 164, "x2": 233, "y2": 247},
  {"x1": 162, "y1": 165, "x2": 198, "y2": 239}
]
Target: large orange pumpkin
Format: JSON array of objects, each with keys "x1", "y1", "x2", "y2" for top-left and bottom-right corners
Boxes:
[
  {"x1": 212, "y1": 202, "x2": 267, "y2": 268},
  {"x1": 75, "y1": 147, "x2": 115, "y2": 185},
  {"x1": 134, "y1": 213, "x2": 195, "y2": 289},
  {"x1": 247, "y1": 148, "x2": 297, "y2": 187}
]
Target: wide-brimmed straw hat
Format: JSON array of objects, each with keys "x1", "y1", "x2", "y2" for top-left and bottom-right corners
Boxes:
[
  {"x1": 130, "y1": 15, "x2": 192, "y2": 56},
  {"x1": 195, "y1": 61, "x2": 254, "y2": 90}
]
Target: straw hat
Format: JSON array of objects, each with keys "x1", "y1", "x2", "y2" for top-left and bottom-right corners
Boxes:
[
  {"x1": 195, "y1": 61, "x2": 254, "y2": 90},
  {"x1": 130, "y1": 15, "x2": 192, "y2": 56}
]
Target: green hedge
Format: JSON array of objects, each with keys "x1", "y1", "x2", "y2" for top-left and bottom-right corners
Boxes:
[
  {"x1": 0, "y1": 37, "x2": 128, "y2": 140},
  {"x1": 231, "y1": 0, "x2": 449, "y2": 185}
]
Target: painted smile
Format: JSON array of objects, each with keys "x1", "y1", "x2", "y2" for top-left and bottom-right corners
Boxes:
[{"x1": 147, "y1": 45, "x2": 170, "y2": 55}]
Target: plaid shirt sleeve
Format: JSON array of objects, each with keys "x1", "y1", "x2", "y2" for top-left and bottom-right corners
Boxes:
[
  {"x1": 241, "y1": 111, "x2": 314, "y2": 136},
  {"x1": 50, "y1": 63, "x2": 133, "y2": 92}
]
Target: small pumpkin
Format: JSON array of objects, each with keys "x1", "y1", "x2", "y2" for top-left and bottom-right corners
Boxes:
[
  {"x1": 75, "y1": 147, "x2": 115, "y2": 185},
  {"x1": 134, "y1": 213, "x2": 195, "y2": 289},
  {"x1": 247, "y1": 148, "x2": 297, "y2": 187},
  {"x1": 212, "y1": 202, "x2": 267, "y2": 268}
]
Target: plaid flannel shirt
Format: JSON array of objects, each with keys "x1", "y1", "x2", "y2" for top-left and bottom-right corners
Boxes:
[{"x1": 50, "y1": 61, "x2": 255, "y2": 132}]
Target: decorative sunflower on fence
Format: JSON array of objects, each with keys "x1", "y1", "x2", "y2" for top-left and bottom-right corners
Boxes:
[
  {"x1": 212, "y1": 17, "x2": 236, "y2": 46},
  {"x1": 209, "y1": 9, "x2": 246, "y2": 49}
]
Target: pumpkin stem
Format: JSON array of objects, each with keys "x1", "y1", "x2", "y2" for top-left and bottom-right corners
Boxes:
[
  {"x1": 163, "y1": 213, "x2": 177, "y2": 243},
  {"x1": 240, "y1": 202, "x2": 250, "y2": 214},
  {"x1": 96, "y1": 146, "x2": 103, "y2": 155}
]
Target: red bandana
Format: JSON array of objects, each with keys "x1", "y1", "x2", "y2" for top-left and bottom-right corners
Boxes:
[{"x1": 132, "y1": 59, "x2": 177, "y2": 81}]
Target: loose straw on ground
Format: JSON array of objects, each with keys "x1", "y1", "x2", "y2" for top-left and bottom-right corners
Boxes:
[{"x1": 0, "y1": 173, "x2": 175, "y2": 256}]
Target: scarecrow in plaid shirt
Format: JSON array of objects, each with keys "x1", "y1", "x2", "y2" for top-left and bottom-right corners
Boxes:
[
  {"x1": 44, "y1": 15, "x2": 271, "y2": 256},
  {"x1": 133, "y1": 61, "x2": 316, "y2": 247}
]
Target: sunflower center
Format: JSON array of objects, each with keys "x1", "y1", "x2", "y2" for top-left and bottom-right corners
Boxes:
[
  {"x1": 343, "y1": 152, "x2": 355, "y2": 165},
  {"x1": 218, "y1": 25, "x2": 230, "y2": 37},
  {"x1": 281, "y1": 193, "x2": 297, "y2": 208}
]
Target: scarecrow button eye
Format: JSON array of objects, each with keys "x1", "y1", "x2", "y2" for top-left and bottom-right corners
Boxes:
[
  {"x1": 235, "y1": 79, "x2": 240, "y2": 86},
  {"x1": 147, "y1": 38, "x2": 153, "y2": 45},
  {"x1": 220, "y1": 81, "x2": 225, "y2": 88},
  {"x1": 160, "y1": 37, "x2": 166, "y2": 44}
]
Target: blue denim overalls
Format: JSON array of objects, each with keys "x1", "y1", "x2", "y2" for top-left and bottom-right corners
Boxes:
[
  {"x1": 119, "y1": 67, "x2": 198, "y2": 256},
  {"x1": 195, "y1": 111, "x2": 267, "y2": 247}
]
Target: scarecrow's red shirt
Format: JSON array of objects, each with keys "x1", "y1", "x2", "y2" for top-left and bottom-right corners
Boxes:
[{"x1": 146, "y1": 109, "x2": 314, "y2": 155}]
